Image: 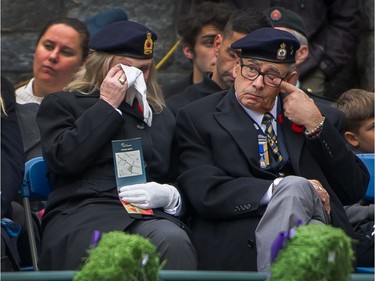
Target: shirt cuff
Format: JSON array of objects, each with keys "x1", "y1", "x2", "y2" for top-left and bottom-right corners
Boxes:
[
  {"x1": 260, "y1": 184, "x2": 273, "y2": 206},
  {"x1": 260, "y1": 177, "x2": 284, "y2": 206}
]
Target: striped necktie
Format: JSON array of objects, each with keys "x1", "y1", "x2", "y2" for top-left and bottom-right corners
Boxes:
[{"x1": 262, "y1": 112, "x2": 283, "y2": 163}]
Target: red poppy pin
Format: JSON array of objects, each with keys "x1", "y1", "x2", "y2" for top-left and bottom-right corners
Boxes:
[{"x1": 278, "y1": 113, "x2": 304, "y2": 133}]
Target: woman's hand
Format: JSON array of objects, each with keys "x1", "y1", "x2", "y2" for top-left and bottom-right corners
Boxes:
[{"x1": 99, "y1": 65, "x2": 128, "y2": 108}]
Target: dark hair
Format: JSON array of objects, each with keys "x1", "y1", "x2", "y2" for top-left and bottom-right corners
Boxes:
[
  {"x1": 177, "y1": 1, "x2": 232, "y2": 48},
  {"x1": 36, "y1": 17, "x2": 90, "y2": 62},
  {"x1": 223, "y1": 8, "x2": 272, "y2": 39}
]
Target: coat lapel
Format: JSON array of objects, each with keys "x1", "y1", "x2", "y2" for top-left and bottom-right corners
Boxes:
[
  {"x1": 277, "y1": 96, "x2": 305, "y2": 175},
  {"x1": 214, "y1": 89, "x2": 264, "y2": 169},
  {"x1": 214, "y1": 90, "x2": 306, "y2": 176}
]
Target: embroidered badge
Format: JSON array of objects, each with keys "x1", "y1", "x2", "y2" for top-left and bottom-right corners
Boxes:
[
  {"x1": 144, "y1": 32, "x2": 153, "y2": 55},
  {"x1": 270, "y1": 9, "x2": 282, "y2": 21},
  {"x1": 277, "y1": 43, "x2": 287, "y2": 60}
]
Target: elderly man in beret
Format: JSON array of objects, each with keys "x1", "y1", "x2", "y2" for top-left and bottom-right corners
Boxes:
[
  {"x1": 175, "y1": 27, "x2": 369, "y2": 272},
  {"x1": 37, "y1": 20, "x2": 197, "y2": 270}
]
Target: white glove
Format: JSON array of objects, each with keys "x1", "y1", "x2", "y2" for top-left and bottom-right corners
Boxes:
[{"x1": 118, "y1": 182, "x2": 180, "y2": 210}]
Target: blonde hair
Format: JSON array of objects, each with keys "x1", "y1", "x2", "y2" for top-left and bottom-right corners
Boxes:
[
  {"x1": 65, "y1": 51, "x2": 165, "y2": 113},
  {"x1": 0, "y1": 96, "x2": 7, "y2": 117}
]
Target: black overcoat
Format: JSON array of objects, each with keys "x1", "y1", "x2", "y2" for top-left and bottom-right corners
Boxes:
[
  {"x1": 176, "y1": 88, "x2": 369, "y2": 271},
  {"x1": 36, "y1": 90, "x2": 181, "y2": 270}
]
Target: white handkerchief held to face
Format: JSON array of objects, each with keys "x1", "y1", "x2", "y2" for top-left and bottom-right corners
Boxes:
[{"x1": 117, "y1": 64, "x2": 153, "y2": 126}]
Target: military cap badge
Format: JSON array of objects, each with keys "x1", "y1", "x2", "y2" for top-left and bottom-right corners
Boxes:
[
  {"x1": 144, "y1": 32, "x2": 153, "y2": 55},
  {"x1": 277, "y1": 43, "x2": 287, "y2": 60}
]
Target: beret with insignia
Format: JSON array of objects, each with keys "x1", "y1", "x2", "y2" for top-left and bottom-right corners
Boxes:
[
  {"x1": 231, "y1": 27, "x2": 300, "y2": 63},
  {"x1": 263, "y1": 6, "x2": 307, "y2": 38},
  {"x1": 89, "y1": 20, "x2": 157, "y2": 59}
]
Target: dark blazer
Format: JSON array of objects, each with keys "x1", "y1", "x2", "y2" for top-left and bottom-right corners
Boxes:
[
  {"x1": 1, "y1": 76, "x2": 25, "y2": 218},
  {"x1": 175, "y1": 87, "x2": 369, "y2": 271},
  {"x1": 166, "y1": 73, "x2": 222, "y2": 116},
  {"x1": 36, "y1": 90, "x2": 182, "y2": 270},
  {"x1": 162, "y1": 73, "x2": 193, "y2": 99}
]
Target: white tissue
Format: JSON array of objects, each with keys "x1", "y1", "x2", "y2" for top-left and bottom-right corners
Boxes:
[{"x1": 117, "y1": 64, "x2": 153, "y2": 126}]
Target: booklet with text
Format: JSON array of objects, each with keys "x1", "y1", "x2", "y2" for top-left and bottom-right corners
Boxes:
[{"x1": 112, "y1": 138, "x2": 153, "y2": 215}]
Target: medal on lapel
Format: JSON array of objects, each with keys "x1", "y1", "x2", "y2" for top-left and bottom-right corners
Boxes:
[{"x1": 258, "y1": 134, "x2": 269, "y2": 168}]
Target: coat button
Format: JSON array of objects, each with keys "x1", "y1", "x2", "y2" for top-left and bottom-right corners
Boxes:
[
  {"x1": 137, "y1": 124, "x2": 145, "y2": 129},
  {"x1": 178, "y1": 222, "x2": 185, "y2": 229},
  {"x1": 248, "y1": 239, "x2": 255, "y2": 248}
]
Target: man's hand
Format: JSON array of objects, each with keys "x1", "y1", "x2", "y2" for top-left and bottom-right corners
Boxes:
[
  {"x1": 308, "y1": 179, "x2": 331, "y2": 215},
  {"x1": 279, "y1": 81, "x2": 324, "y2": 131}
]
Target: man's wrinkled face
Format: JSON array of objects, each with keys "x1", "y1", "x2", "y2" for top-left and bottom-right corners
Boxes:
[{"x1": 233, "y1": 57, "x2": 291, "y2": 113}]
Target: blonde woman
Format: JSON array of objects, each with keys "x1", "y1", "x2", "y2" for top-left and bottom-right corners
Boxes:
[{"x1": 36, "y1": 21, "x2": 197, "y2": 271}]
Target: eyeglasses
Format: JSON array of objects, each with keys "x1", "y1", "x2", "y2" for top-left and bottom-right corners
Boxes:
[{"x1": 240, "y1": 59, "x2": 288, "y2": 88}]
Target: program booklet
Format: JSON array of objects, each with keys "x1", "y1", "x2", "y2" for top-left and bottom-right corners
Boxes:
[{"x1": 112, "y1": 138, "x2": 153, "y2": 215}]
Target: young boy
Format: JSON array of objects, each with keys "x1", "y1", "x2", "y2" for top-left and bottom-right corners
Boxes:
[
  {"x1": 335, "y1": 89, "x2": 374, "y2": 266},
  {"x1": 335, "y1": 89, "x2": 374, "y2": 153},
  {"x1": 162, "y1": 2, "x2": 232, "y2": 98}
]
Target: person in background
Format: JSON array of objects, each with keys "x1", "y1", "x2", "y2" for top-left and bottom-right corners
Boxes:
[
  {"x1": 263, "y1": 6, "x2": 334, "y2": 105},
  {"x1": 15, "y1": 17, "x2": 90, "y2": 160},
  {"x1": 180, "y1": 0, "x2": 361, "y2": 98},
  {"x1": 263, "y1": 7, "x2": 308, "y2": 87},
  {"x1": 167, "y1": 9, "x2": 271, "y2": 116},
  {"x1": 85, "y1": 8, "x2": 128, "y2": 36},
  {"x1": 175, "y1": 28, "x2": 370, "y2": 271},
  {"x1": 1, "y1": 77, "x2": 25, "y2": 221},
  {"x1": 1, "y1": 76, "x2": 26, "y2": 271},
  {"x1": 36, "y1": 20, "x2": 197, "y2": 270},
  {"x1": 335, "y1": 89, "x2": 375, "y2": 154},
  {"x1": 334, "y1": 89, "x2": 374, "y2": 267},
  {"x1": 162, "y1": 1, "x2": 232, "y2": 99}
]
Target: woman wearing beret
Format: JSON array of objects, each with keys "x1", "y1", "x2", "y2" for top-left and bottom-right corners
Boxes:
[{"x1": 37, "y1": 21, "x2": 197, "y2": 270}]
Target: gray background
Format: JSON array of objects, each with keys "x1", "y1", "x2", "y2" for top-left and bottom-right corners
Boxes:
[{"x1": 1, "y1": 0, "x2": 374, "y2": 98}]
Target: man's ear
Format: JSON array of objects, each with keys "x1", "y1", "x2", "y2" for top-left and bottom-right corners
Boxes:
[
  {"x1": 182, "y1": 44, "x2": 194, "y2": 60},
  {"x1": 213, "y1": 34, "x2": 222, "y2": 57},
  {"x1": 286, "y1": 70, "x2": 299, "y2": 86},
  {"x1": 233, "y1": 61, "x2": 239, "y2": 78},
  {"x1": 344, "y1": 131, "x2": 360, "y2": 148},
  {"x1": 233, "y1": 56, "x2": 242, "y2": 78},
  {"x1": 295, "y1": 45, "x2": 309, "y2": 66}
]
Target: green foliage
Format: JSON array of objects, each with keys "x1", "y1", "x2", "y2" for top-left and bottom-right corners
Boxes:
[
  {"x1": 270, "y1": 224, "x2": 354, "y2": 281},
  {"x1": 73, "y1": 231, "x2": 162, "y2": 281}
]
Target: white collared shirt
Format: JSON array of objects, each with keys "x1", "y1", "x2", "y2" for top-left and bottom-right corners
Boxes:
[
  {"x1": 235, "y1": 93, "x2": 279, "y2": 135},
  {"x1": 15, "y1": 78, "x2": 44, "y2": 105},
  {"x1": 234, "y1": 92, "x2": 281, "y2": 205}
]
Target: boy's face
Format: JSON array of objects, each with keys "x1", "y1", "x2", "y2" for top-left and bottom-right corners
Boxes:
[
  {"x1": 345, "y1": 118, "x2": 375, "y2": 153},
  {"x1": 190, "y1": 24, "x2": 220, "y2": 75}
]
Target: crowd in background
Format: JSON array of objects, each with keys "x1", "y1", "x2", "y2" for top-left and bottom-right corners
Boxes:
[{"x1": 1, "y1": 0, "x2": 374, "y2": 273}]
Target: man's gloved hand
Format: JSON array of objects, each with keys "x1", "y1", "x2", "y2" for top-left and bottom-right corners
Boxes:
[{"x1": 118, "y1": 182, "x2": 180, "y2": 209}]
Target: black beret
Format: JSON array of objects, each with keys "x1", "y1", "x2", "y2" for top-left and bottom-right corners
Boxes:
[
  {"x1": 85, "y1": 8, "x2": 128, "y2": 36},
  {"x1": 263, "y1": 7, "x2": 307, "y2": 38},
  {"x1": 231, "y1": 27, "x2": 300, "y2": 63},
  {"x1": 89, "y1": 20, "x2": 157, "y2": 59}
]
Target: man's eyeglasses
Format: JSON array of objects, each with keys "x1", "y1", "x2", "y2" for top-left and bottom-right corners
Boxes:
[{"x1": 240, "y1": 59, "x2": 288, "y2": 88}]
